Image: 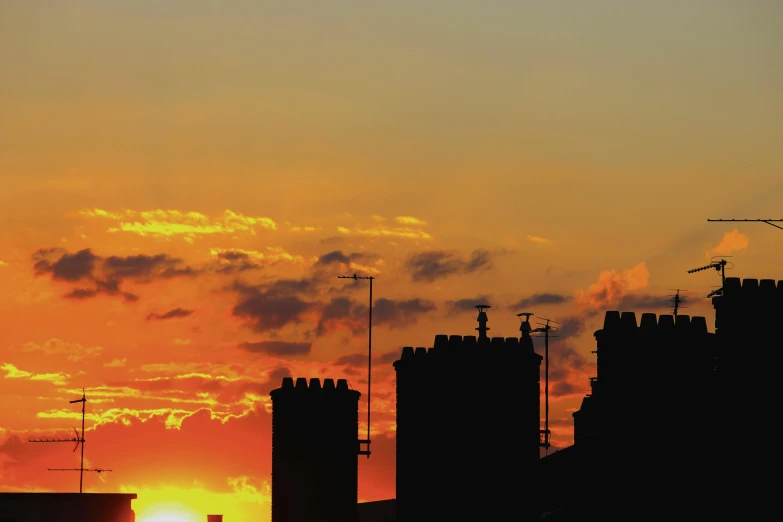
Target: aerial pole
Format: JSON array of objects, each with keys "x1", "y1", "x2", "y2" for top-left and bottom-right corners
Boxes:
[
  {"x1": 77, "y1": 391, "x2": 85, "y2": 493},
  {"x1": 668, "y1": 289, "x2": 687, "y2": 318},
  {"x1": 532, "y1": 317, "x2": 559, "y2": 453},
  {"x1": 29, "y1": 389, "x2": 112, "y2": 492},
  {"x1": 707, "y1": 218, "x2": 783, "y2": 231},
  {"x1": 337, "y1": 273, "x2": 374, "y2": 458}
]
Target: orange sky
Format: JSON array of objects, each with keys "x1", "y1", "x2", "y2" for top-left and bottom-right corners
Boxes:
[{"x1": 2, "y1": 2, "x2": 783, "y2": 521}]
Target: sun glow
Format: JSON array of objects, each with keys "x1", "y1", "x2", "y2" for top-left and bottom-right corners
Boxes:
[
  {"x1": 120, "y1": 481, "x2": 271, "y2": 522},
  {"x1": 137, "y1": 502, "x2": 199, "y2": 522}
]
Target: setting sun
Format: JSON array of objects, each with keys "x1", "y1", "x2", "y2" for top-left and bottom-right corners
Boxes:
[{"x1": 137, "y1": 502, "x2": 199, "y2": 522}]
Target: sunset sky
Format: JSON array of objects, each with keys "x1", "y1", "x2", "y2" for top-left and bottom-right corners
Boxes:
[{"x1": 1, "y1": 2, "x2": 782, "y2": 521}]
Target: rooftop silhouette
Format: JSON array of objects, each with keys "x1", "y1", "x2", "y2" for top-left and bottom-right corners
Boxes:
[{"x1": 266, "y1": 274, "x2": 783, "y2": 522}]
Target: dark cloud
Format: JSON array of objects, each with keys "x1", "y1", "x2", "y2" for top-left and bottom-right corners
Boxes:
[
  {"x1": 238, "y1": 340, "x2": 311, "y2": 356},
  {"x1": 65, "y1": 287, "x2": 138, "y2": 302},
  {"x1": 549, "y1": 344, "x2": 590, "y2": 381},
  {"x1": 373, "y1": 298, "x2": 436, "y2": 328},
  {"x1": 103, "y1": 253, "x2": 181, "y2": 281},
  {"x1": 231, "y1": 277, "x2": 319, "y2": 330},
  {"x1": 319, "y1": 236, "x2": 345, "y2": 245},
  {"x1": 551, "y1": 380, "x2": 579, "y2": 398},
  {"x1": 226, "y1": 254, "x2": 379, "y2": 336},
  {"x1": 444, "y1": 295, "x2": 491, "y2": 316},
  {"x1": 64, "y1": 288, "x2": 99, "y2": 300},
  {"x1": 375, "y1": 350, "x2": 401, "y2": 365},
  {"x1": 265, "y1": 278, "x2": 318, "y2": 295},
  {"x1": 33, "y1": 248, "x2": 97, "y2": 281},
  {"x1": 405, "y1": 249, "x2": 497, "y2": 282},
  {"x1": 464, "y1": 249, "x2": 492, "y2": 272},
  {"x1": 552, "y1": 315, "x2": 587, "y2": 339},
  {"x1": 334, "y1": 353, "x2": 369, "y2": 367},
  {"x1": 233, "y1": 294, "x2": 313, "y2": 333},
  {"x1": 311, "y1": 250, "x2": 381, "y2": 287},
  {"x1": 315, "y1": 250, "x2": 353, "y2": 266},
  {"x1": 31, "y1": 248, "x2": 197, "y2": 301},
  {"x1": 263, "y1": 366, "x2": 293, "y2": 393},
  {"x1": 146, "y1": 308, "x2": 194, "y2": 321},
  {"x1": 214, "y1": 250, "x2": 264, "y2": 274},
  {"x1": 314, "y1": 297, "x2": 367, "y2": 337},
  {"x1": 510, "y1": 293, "x2": 571, "y2": 310}
]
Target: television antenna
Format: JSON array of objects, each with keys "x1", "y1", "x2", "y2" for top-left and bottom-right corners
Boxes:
[
  {"x1": 337, "y1": 273, "x2": 374, "y2": 459},
  {"x1": 532, "y1": 317, "x2": 559, "y2": 454},
  {"x1": 707, "y1": 218, "x2": 783, "y2": 231},
  {"x1": 668, "y1": 289, "x2": 688, "y2": 318},
  {"x1": 28, "y1": 390, "x2": 112, "y2": 492},
  {"x1": 687, "y1": 257, "x2": 733, "y2": 297}
]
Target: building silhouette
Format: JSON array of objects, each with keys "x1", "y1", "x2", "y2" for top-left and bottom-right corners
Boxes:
[
  {"x1": 540, "y1": 276, "x2": 781, "y2": 520},
  {"x1": 270, "y1": 377, "x2": 361, "y2": 522},
  {"x1": 267, "y1": 275, "x2": 781, "y2": 521},
  {"x1": 0, "y1": 493, "x2": 136, "y2": 522},
  {"x1": 393, "y1": 306, "x2": 542, "y2": 522}
]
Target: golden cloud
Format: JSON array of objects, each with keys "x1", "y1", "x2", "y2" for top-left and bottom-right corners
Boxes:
[
  {"x1": 395, "y1": 216, "x2": 428, "y2": 226},
  {"x1": 1, "y1": 363, "x2": 70, "y2": 385},
  {"x1": 77, "y1": 208, "x2": 277, "y2": 239},
  {"x1": 11, "y1": 338, "x2": 103, "y2": 361},
  {"x1": 284, "y1": 221, "x2": 320, "y2": 232},
  {"x1": 337, "y1": 224, "x2": 432, "y2": 240},
  {"x1": 36, "y1": 406, "x2": 211, "y2": 430},
  {"x1": 104, "y1": 358, "x2": 127, "y2": 368},
  {"x1": 575, "y1": 262, "x2": 650, "y2": 309},
  {"x1": 710, "y1": 228, "x2": 749, "y2": 256},
  {"x1": 527, "y1": 234, "x2": 550, "y2": 244}
]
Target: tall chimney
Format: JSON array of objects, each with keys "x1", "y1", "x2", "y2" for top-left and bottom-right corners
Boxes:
[{"x1": 475, "y1": 305, "x2": 490, "y2": 342}]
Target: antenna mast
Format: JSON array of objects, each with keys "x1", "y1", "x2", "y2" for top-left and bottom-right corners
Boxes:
[
  {"x1": 687, "y1": 257, "x2": 733, "y2": 297},
  {"x1": 337, "y1": 273, "x2": 374, "y2": 458},
  {"x1": 668, "y1": 289, "x2": 688, "y2": 318},
  {"x1": 707, "y1": 218, "x2": 783, "y2": 231},
  {"x1": 532, "y1": 316, "x2": 559, "y2": 454},
  {"x1": 29, "y1": 390, "x2": 112, "y2": 493}
]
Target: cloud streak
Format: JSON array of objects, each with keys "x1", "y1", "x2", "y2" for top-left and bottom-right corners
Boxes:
[
  {"x1": 1, "y1": 363, "x2": 70, "y2": 385},
  {"x1": 9, "y1": 339, "x2": 103, "y2": 361},
  {"x1": 405, "y1": 249, "x2": 498, "y2": 282},
  {"x1": 147, "y1": 308, "x2": 195, "y2": 321},
  {"x1": 78, "y1": 208, "x2": 277, "y2": 241},
  {"x1": 509, "y1": 293, "x2": 571, "y2": 310},
  {"x1": 237, "y1": 341, "x2": 312, "y2": 357}
]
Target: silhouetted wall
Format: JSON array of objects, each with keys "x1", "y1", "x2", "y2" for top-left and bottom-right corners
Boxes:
[
  {"x1": 576, "y1": 311, "x2": 716, "y2": 517},
  {"x1": 394, "y1": 334, "x2": 542, "y2": 522},
  {"x1": 0, "y1": 493, "x2": 136, "y2": 522},
  {"x1": 269, "y1": 377, "x2": 360, "y2": 522},
  {"x1": 710, "y1": 277, "x2": 782, "y2": 519}
]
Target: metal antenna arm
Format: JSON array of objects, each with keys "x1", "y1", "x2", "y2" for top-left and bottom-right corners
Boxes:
[
  {"x1": 708, "y1": 218, "x2": 783, "y2": 231},
  {"x1": 688, "y1": 263, "x2": 718, "y2": 274}
]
